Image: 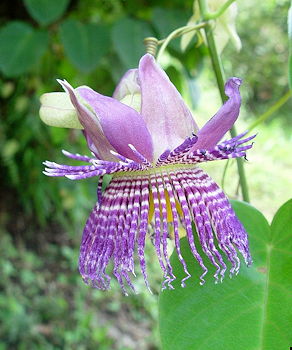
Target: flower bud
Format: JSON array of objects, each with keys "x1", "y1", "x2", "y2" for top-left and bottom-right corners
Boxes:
[{"x1": 40, "y1": 92, "x2": 83, "y2": 129}]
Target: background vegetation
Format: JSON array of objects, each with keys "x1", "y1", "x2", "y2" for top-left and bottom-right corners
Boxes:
[{"x1": 0, "y1": 0, "x2": 291, "y2": 349}]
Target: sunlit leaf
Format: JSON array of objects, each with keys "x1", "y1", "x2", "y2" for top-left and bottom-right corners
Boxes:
[
  {"x1": 59, "y1": 19, "x2": 110, "y2": 73},
  {"x1": 112, "y1": 17, "x2": 153, "y2": 69},
  {"x1": 0, "y1": 22, "x2": 48, "y2": 77},
  {"x1": 24, "y1": 0, "x2": 69, "y2": 26},
  {"x1": 159, "y1": 200, "x2": 292, "y2": 350}
]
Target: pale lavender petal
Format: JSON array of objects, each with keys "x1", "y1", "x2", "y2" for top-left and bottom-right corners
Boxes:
[
  {"x1": 112, "y1": 69, "x2": 140, "y2": 101},
  {"x1": 76, "y1": 85, "x2": 153, "y2": 163},
  {"x1": 58, "y1": 80, "x2": 117, "y2": 162},
  {"x1": 139, "y1": 54, "x2": 198, "y2": 159},
  {"x1": 193, "y1": 77, "x2": 242, "y2": 150}
]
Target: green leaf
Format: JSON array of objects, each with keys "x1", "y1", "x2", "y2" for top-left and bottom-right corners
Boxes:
[
  {"x1": 59, "y1": 19, "x2": 110, "y2": 73},
  {"x1": 24, "y1": 0, "x2": 69, "y2": 26},
  {"x1": 159, "y1": 200, "x2": 292, "y2": 350},
  {"x1": 266, "y1": 199, "x2": 292, "y2": 349},
  {"x1": 288, "y1": 2, "x2": 292, "y2": 89},
  {"x1": 165, "y1": 66, "x2": 183, "y2": 93},
  {"x1": 171, "y1": 44, "x2": 207, "y2": 78},
  {"x1": 0, "y1": 21, "x2": 48, "y2": 77},
  {"x1": 152, "y1": 7, "x2": 189, "y2": 51},
  {"x1": 112, "y1": 17, "x2": 153, "y2": 69}
]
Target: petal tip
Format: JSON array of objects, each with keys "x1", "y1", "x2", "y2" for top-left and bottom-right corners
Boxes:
[
  {"x1": 57, "y1": 79, "x2": 72, "y2": 93},
  {"x1": 226, "y1": 76, "x2": 242, "y2": 88},
  {"x1": 139, "y1": 53, "x2": 156, "y2": 69},
  {"x1": 224, "y1": 77, "x2": 242, "y2": 98},
  {"x1": 232, "y1": 77, "x2": 242, "y2": 84},
  {"x1": 140, "y1": 53, "x2": 154, "y2": 63}
]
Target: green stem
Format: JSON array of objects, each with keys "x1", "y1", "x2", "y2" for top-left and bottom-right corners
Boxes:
[
  {"x1": 229, "y1": 127, "x2": 250, "y2": 202},
  {"x1": 221, "y1": 158, "x2": 230, "y2": 191},
  {"x1": 198, "y1": 0, "x2": 250, "y2": 202},
  {"x1": 205, "y1": 0, "x2": 236, "y2": 20},
  {"x1": 156, "y1": 22, "x2": 207, "y2": 62},
  {"x1": 247, "y1": 90, "x2": 292, "y2": 132}
]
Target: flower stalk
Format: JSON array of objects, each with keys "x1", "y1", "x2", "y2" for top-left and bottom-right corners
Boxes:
[{"x1": 198, "y1": 0, "x2": 250, "y2": 203}]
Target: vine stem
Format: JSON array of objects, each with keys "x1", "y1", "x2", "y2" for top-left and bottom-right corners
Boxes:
[
  {"x1": 198, "y1": 0, "x2": 250, "y2": 202},
  {"x1": 156, "y1": 22, "x2": 207, "y2": 62}
]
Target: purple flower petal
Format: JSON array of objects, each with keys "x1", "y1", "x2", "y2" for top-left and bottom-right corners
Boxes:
[
  {"x1": 138, "y1": 54, "x2": 198, "y2": 159},
  {"x1": 76, "y1": 86, "x2": 154, "y2": 163},
  {"x1": 193, "y1": 77, "x2": 242, "y2": 150},
  {"x1": 58, "y1": 80, "x2": 117, "y2": 162}
]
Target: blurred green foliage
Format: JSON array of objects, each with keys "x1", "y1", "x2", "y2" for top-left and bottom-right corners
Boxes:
[
  {"x1": 0, "y1": 229, "x2": 160, "y2": 349},
  {"x1": 225, "y1": 0, "x2": 291, "y2": 120},
  {"x1": 0, "y1": 0, "x2": 291, "y2": 349}
]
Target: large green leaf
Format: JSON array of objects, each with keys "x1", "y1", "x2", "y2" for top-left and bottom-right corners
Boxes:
[
  {"x1": 159, "y1": 200, "x2": 292, "y2": 350},
  {"x1": 266, "y1": 199, "x2": 292, "y2": 349},
  {"x1": 0, "y1": 22, "x2": 48, "y2": 77},
  {"x1": 24, "y1": 0, "x2": 69, "y2": 26},
  {"x1": 112, "y1": 17, "x2": 153, "y2": 69},
  {"x1": 59, "y1": 19, "x2": 110, "y2": 73}
]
